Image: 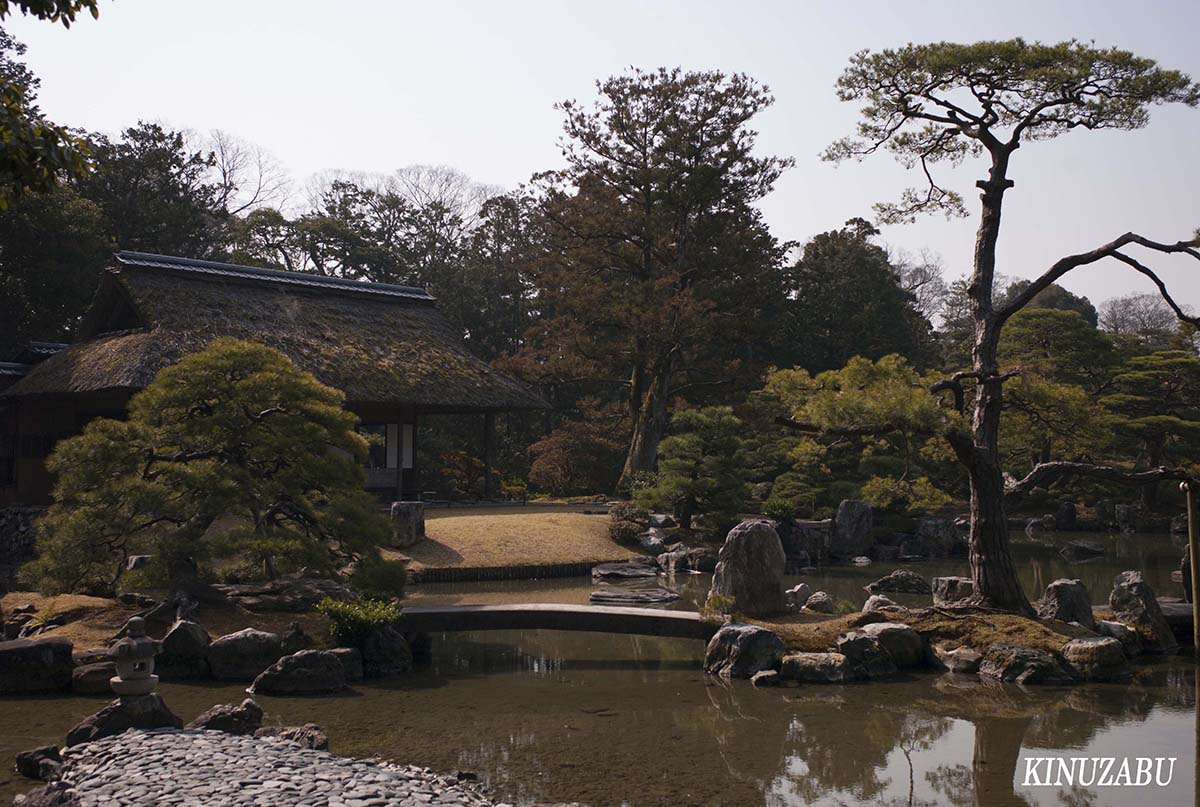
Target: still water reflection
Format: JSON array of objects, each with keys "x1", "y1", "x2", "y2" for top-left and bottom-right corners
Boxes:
[{"x1": 0, "y1": 530, "x2": 1192, "y2": 806}]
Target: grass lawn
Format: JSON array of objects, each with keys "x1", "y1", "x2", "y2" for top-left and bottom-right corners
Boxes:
[{"x1": 389, "y1": 508, "x2": 637, "y2": 570}]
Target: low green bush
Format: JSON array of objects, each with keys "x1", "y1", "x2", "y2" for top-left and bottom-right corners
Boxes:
[
  {"x1": 609, "y1": 501, "x2": 649, "y2": 525},
  {"x1": 608, "y1": 519, "x2": 643, "y2": 545},
  {"x1": 316, "y1": 596, "x2": 400, "y2": 648},
  {"x1": 348, "y1": 551, "x2": 408, "y2": 600}
]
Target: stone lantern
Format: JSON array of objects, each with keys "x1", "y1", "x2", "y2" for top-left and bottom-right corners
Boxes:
[{"x1": 107, "y1": 616, "x2": 162, "y2": 697}]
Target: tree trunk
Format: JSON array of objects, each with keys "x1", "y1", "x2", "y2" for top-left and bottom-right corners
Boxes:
[
  {"x1": 618, "y1": 356, "x2": 673, "y2": 490},
  {"x1": 967, "y1": 456, "x2": 1033, "y2": 614},
  {"x1": 962, "y1": 148, "x2": 1033, "y2": 614}
]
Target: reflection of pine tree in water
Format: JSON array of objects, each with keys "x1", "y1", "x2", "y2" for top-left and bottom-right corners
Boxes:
[{"x1": 971, "y1": 717, "x2": 1033, "y2": 807}]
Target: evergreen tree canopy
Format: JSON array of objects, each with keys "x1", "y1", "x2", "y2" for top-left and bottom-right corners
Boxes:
[{"x1": 23, "y1": 339, "x2": 391, "y2": 595}]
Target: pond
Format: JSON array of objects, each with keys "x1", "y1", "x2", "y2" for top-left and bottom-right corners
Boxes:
[{"x1": 0, "y1": 530, "x2": 1194, "y2": 806}]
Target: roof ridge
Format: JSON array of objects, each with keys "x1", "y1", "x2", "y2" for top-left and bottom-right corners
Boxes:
[{"x1": 115, "y1": 251, "x2": 436, "y2": 303}]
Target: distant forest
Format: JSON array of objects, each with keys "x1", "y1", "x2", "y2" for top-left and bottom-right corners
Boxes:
[{"x1": 2, "y1": 29, "x2": 1197, "y2": 514}]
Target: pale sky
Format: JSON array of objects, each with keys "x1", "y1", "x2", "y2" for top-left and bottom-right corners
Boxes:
[{"x1": 8, "y1": 0, "x2": 1200, "y2": 309}]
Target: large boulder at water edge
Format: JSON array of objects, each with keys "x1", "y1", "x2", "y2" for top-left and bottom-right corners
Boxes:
[
  {"x1": 361, "y1": 626, "x2": 413, "y2": 678},
  {"x1": 865, "y1": 569, "x2": 931, "y2": 596},
  {"x1": 1036, "y1": 579, "x2": 1095, "y2": 629},
  {"x1": 835, "y1": 631, "x2": 896, "y2": 679},
  {"x1": 157, "y1": 620, "x2": 211, "y2": 680},
  {"x1": 71, "y1": 662, "x2": 116, "y2": 696},
  {"x1": 931, "y1": 576, "x2": 974, "y2": 606},
  {"x1": 15, "y1": 745, "x2": 61, "y2": 781},
  {"x1": 859, "y1": 622, "x2": 924, "y2": 668},
  {"x1": 830, "y1": 500, "x2": 873, "y2": 558},
  {"x1": 1060, "y1": 637, "x2": 1132, "y2": 682},
  {"x1": 254, "y1": 723, "x2": 330, "y2": 751},
  {"x1": 186, "y1": 698, "x2": 263, "y2": 735},
  {"x1": 978, "y1": 643, "x2": 1074, "y2": 686},
  {"x1": 705, "y1": 520, "x2": 786, "y2": 617},
  {"x1": 207, "y1": 628, "x2": 283, "y2": 681},
  {"x1": 928, "y1": 642, "x2": 983, "y2": 674},
  {"x1": 65, "y1": 693, "x2": 183, "y2": 746},
  {"x1": 703, "y1": 624, "x2": 785, "y2": 679},
  {"x1": 0, "y1": 637, "x2": 73, "y2": 694},
  {"x1": 1108, "y1": 570, "x2": 1178, "y2": 654},
  {"x1": 249, "y1": 649, "x2": 347, "y2": 695},
  {"x1": 1097, "y1": 620, "x2": 1141, "y2": 657},
  {"x1": 779, "y1": 652, "x2": 856, "y2": 684}
]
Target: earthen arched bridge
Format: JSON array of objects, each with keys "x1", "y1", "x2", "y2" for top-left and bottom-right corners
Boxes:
[{"x1": 396, "y1": 603, "x2": 720, "y2": 641}]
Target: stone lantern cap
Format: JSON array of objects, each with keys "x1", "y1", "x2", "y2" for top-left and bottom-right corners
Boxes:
[{"x1": 108, "y1": 617, "x2": 162, "y2": 663}]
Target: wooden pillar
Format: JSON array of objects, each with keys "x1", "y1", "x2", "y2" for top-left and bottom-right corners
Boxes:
[{"x1": 483, "y1": 411, "x2": 496, "y2": 500}]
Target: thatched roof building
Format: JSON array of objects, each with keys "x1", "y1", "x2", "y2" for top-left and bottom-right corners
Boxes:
[{"x1": 1, "y1": 252, "x2": 545, "y2": 504}]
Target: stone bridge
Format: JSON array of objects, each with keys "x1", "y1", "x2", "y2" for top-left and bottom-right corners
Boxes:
[{"x1": 396, "y1": 603, "x2": 719, "y2": 641}]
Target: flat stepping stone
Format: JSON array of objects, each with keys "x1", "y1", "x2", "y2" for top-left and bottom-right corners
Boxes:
[
  {"x1": 592, "y1": 558, "x2": 660, "y2": 581},
  {"x1": 589, "y1": 587, "x2": 680, "y2": 606}
]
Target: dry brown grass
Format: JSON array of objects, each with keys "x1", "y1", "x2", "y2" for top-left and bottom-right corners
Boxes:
[
  {"x1": 754, "y1": 607, "x2": 1094, "y2": 654},
  {"x1": 389, "y1": 510, "x2": 636, "y2": 570}
]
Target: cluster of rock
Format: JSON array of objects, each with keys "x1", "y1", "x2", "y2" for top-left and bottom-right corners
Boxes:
[
  {"x1": 20, "y1": 729, "x2": 498, "y2": 807},
  {"x1": 774, "y1": 500, "x2": 967, "y2": 570},
  {"x1": 212, "y1": 576, "x2": 356, "y2": 613},
  {"x1": 0, "y1": 614, "x2": 416, "y2": 699},
  {"x1": 703, "y1": 540, "x2": 1177, "y2": 690}
]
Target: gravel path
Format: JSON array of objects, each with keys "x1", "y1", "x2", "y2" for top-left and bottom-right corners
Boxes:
[{"x1": 50, "y1": 729, "x2": 500, "y2": 807}]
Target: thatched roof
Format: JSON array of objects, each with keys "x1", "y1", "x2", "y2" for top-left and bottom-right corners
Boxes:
[{"x1": 4, "y1": 252, "x2": 547, "y2": 411}]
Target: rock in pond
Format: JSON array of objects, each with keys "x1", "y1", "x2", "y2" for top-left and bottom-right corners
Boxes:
[
  {"x1": 328, "y1": 646, "x2": 364, "y2": 681},
  {"x1": 71, "y1": 662, "x2": 116, "y2": 696},
  {"x1": 14, "y1": 781, "x2": 77, "y2": 806},
  {"x1": 15, "y1": 745, "x2": 61, "y2": 780},
  {"x1": 785, "y1": 582, "x2": 813, "y2": 610},
  {"x1": 588, "y1": 587, "x2": 679, "y2": 606},
  {"x1": 253, "y1": 723, "x2": 329, "y2": 750},
  {"x1": 249, "y1": 649, "x2": 347, "y2": 695},
  {"x1": 637, "y1": 529, "x2": 667, "y2": 557},
  {"x1": 750, "y1": 670, "x2": 782, "y2": 688},
  {"x1": 1036, "y1": 578, "x2": 1095, "y2": 629},
  {"x1": 703, "y1": 624, "x2": 785, "y2": 679},
  {"x1": 592, "y1": 557, "x2": 659, "y2": 582},
  {"x1": 657, "y1": 547, "x2": 719, "y2": 575},
  {"x1": 928, "y1": 642, "x2": 983, "y2": 674},
  {"x1": 1060, "y1": 539, "x2": 1105, "y2": 561},
  {"x1": 779, "y1": 652, "x2": 857, "y2": 684},
  {"x1": 1060, "y1": 637, "x2": 1132, "y2": 682},
  {"x1": 865, "y1": 569, "x2": 931, "y2": 596},
  {"x1": 979, "y1": 643, "x2": 1075, "y2": 686},
  {"x1": 0, "y1": 637, "x2": 73, "y2": 693},
  {"x1": 1109, "y1": 570, "x2": 1178, "y2": 654},
  {"x1": 706, "y1": 519, "x2": 787, "y2": 617},
  {"x1": 862, "y1": 594, "x2": 898, "y2": 613},
  {"x1": 185, "y1": 697, "x2": 263, "y2": 735},
  {"x1": 207, "y1": 628, "x2": 283, "y2": 681},
  {"x1": 156, "y1": 620, "x2": 211, "y2": 680},
  {"x1": 859, "y1": 622, "x2": 923, "y2": 668},
  {"x1": 835, "y1": 631, "x2": 896, "y2": 679},
  {"x1": 361, "y1": 626, "x2": 413, "y2": 678},
  {"x1": 802, "y1": 591, "x2": 834, "y2": 614},
  {"x1": 65, "y1": 693, "x2": 183, "y2": 746},
  {"x1": 1097, "y1": 619, "x2": 1141, "y2": 657},
  {"x1": 1055, "y1": 502, "x2": 1078, "y2": 531},
  {"x1": 831, "y1": 500, "x2": 873, "y2": 558},
  {"x1": 931, "y1": 576, "x2": 974, "y2": 606}
]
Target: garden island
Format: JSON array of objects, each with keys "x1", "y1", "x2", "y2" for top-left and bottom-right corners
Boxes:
[{"x1": 0, "y1": 3, "x2": 1198, "y2": 806}]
